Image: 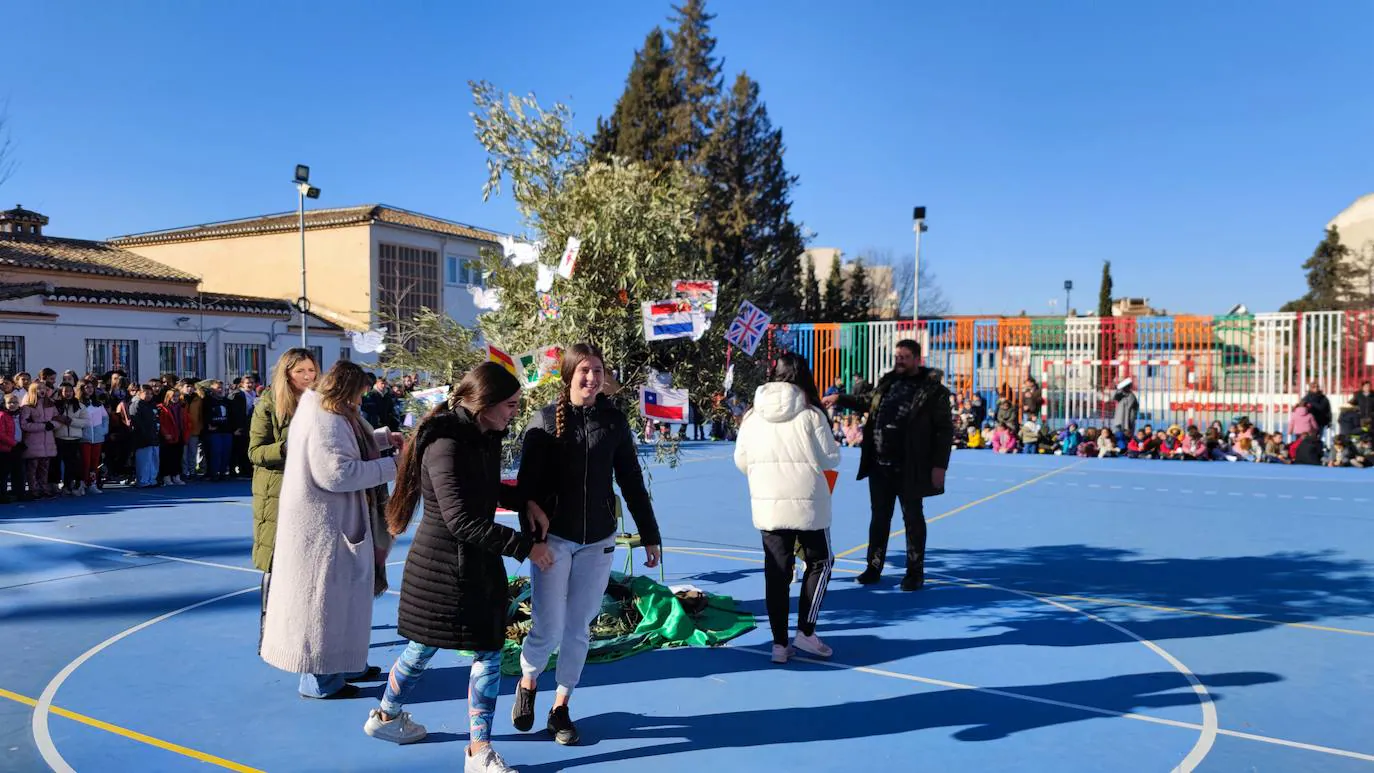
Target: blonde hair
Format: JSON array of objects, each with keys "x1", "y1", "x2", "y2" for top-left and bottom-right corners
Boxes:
[
  {"x1": 270, "y1": 347, "x2": 319, "y2": 422},
  {"x1": 316, "y1": 361, "x2": 371, "y2": 416},
  {"x1": 22, "y1": 382, "x2": 45, "y2": 408}
]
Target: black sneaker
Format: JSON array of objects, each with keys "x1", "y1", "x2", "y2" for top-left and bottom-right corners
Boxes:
[
  {"x1": 900, "y1": 573, "x2": 925, "y2": 592},
  {"x1": 855, "y1": 567, "x2": 882, "y2": 585},
  {"x1": 547, "y1": 705, "x2": 580, "y2": 745},
  {"x1": 511, "y1": 682, "x2": 537, "y2": 732}
]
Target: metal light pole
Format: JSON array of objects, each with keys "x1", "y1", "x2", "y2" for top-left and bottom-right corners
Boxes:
[
  {"x1": 912, "y1": 206, "x2": 927, "y2": 322},
  {"x1": 1064, "y1": 279, "x2": 1074, "y2": 317},
  {"x1": 294, "y1": 165, "x2": 320, "y2": 348}
]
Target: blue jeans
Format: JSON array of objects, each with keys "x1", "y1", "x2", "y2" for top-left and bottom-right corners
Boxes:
[
  {"x1": 134, "y1": 446, "x2": 159, "y2": 486},
  {"x1": 298, "y1": 667, "x2": 372, "y2": 698},
  {"x1": 183, "y1": 437, "x2": 200, "y2": 478},
  {"x1": 1021, "y1": 443, "x2": 1038, "y2": 454},
  {"x1": 379, "y1": 642, "x2": 503, "y2": 743},
  {"x1": 206, "y1": 433, "x2": 232, "y2": 476},
  {"x1": 519, "y1": 534, "x2": 617, "y2": 697}
]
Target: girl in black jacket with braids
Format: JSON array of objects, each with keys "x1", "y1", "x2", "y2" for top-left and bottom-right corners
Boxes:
[{"x1": 511, "y1": 342, "x2": 661, "y2": 746}]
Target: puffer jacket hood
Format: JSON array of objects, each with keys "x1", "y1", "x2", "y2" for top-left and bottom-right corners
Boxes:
[{"x1": 753, "y1": 382, "x2": 812, "y2": 424}]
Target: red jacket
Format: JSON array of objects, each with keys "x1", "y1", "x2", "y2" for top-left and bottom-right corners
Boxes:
[
  {"x1": 0, "y1": 410, "x2": 17, "y2": 453},
  {"x1": 158, "y1": 403, "x2": 189, "y2": 445}
]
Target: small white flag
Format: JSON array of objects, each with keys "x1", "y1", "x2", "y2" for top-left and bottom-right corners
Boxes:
[
  {"x1": 498, "y1": 235, "x2": 540, "y2": 267},
  {"x1": 350, "y1": 329, "x2": 387, "y2": 354},
  {"x1": 468, "y1": 286, "x2": 502, "y2": 311},
  {"x1": 535, "y1": 263, "x2": 556, "y2": 293},
  {"x1": 557, "y1": 236, "x2": 581, "y2": 280},
  {"x1": 722, "y1": 364, "x2": 735, "y2": 394}
]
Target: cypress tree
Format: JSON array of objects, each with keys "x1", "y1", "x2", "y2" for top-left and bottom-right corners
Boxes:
[
  {"x1": 801, "y1": 254, "x2": 822, "y2": 319},
  {"x1": 667, "y1": 0, "x2": 721, "y2": 166},
  {"x1": 590, "y1": 28, "x2": 679, "y2": 166},
  {"x1": 846, "y1": 258, "x2": 873, "y2": 322},
  {"x1": 822, "y1": 259, "x2": 846, "y2": 322},
  {"x1": 1097, "y1": 260, "x2": 1114, "y2": 317}
]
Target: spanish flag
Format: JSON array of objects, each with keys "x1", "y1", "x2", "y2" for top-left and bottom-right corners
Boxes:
[{"x1": 488, "y1": 344, "x2": 517, "y2": 376}]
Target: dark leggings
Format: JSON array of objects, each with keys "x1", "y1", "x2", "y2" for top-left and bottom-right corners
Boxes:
[
  {"x1": 56, "y1": 440, "x2": 84, "y2": 488},
  {"x1": 760, "y1": 529, "x2": 834, "y2": 646}
]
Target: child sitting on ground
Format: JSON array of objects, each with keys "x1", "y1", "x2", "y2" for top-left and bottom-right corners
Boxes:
[
  {"x1": 1098, "y1": 430, "x2": 1120, "y2": 458},
  {"x1": 1018, "y1": 418, "x2": 1041, "y2": 454},
  {"x1": 1261, "y1": 433, "x2": 1289, "y2": 464},
  {"x1": 1326, "y1": 435, "x2": 1353, "y2": 468},
  {"x1": 1127, "y1": 429, "x2": 1149, "y2": 458},
  {"x1": 1037, "y1": 423, "x2": 1058, "y2": 454},
  {"x1": 1351, "y1": 435, "x2": 1374, "y2": 468},
  {"x1": 990, "y1": 422, "x2": 1017, "y2": 454},
  {"x1": 966, "y1": 425, "x2": 983, "y2": 449},
  {"x1": 1076, "y1": 427, "x2": 1099, "y2": 458},
  {"x1": 1059, "y1": 423, "x2": 1081, "y2": 456}
]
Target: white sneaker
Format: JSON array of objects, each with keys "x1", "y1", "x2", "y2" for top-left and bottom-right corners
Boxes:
[
  {"x1": 465, "y1": 744, "x2": 517, "y2": 773},
  {"x1": 363, "y1": 709, "x2": 427, "y2": 744},
  {"x1": 88, "y1": 485, "x2": 103, "y2": 495},
  {"x1": 173, "y1": 476, "x2": 186, "y2": 485},
  {"x1": 793, "y1": 633, "x2": 833, "y2": 658},
  {"x1": 771, "y1": 644, "x2": 793, "y2": 664},
  {"x1": 73, "y1": 484, "x2": 86, "y2": 497}
]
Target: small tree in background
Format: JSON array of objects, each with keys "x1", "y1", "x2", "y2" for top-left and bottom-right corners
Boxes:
[
  {"x1": 1097, "y1": 260, "x2": 1114, "y2": 318},
  {"x1": 1282, "y1": 226, "x2": 1357, "y2": 312},
  {"x1": 844, "y1": 258, "x2": 874, "y2": 322},
  {"x1": 821, "y1": 259, "x2": 846, "y2": 322}
]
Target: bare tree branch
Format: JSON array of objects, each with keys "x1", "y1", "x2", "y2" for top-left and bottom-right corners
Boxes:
[{"x1": 859, "y1": 247, "x2": 951, "y2": 318}]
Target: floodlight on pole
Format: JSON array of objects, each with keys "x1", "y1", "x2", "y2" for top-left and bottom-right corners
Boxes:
[
  {"x1": 295, "y1": 166, "x2": 320, "y2": 348},
  {"x1": 1064, "y1": 279, "x2": 1074, "y2": 317},
  {"x1": 912, "y1": 206, "x2": 927, "y2": 323}
]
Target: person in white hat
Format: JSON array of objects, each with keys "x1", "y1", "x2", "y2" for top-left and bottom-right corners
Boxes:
[{"x1": 1112, "y1": 378, "x2": 1139, "y2": 449}]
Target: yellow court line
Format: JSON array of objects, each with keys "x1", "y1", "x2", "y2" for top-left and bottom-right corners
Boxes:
[
  {"x1": 0, "y1": 687, "x2": 264, "y2": 773},
  {"x1": 835, "y1": 461, "x2": 1087, "y2": 559},
  {"x1": 662, "y1": 546, "x2": 1374, "y2": 638}
]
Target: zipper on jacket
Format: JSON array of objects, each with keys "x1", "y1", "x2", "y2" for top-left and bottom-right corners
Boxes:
[{"x1": 582, "y1": 405, "x2": 589, "y2": 545}]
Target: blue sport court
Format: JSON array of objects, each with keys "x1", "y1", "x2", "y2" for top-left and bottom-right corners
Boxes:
[{"x1": 2, "y1": 447, "x2": 1372, "y2": 772}]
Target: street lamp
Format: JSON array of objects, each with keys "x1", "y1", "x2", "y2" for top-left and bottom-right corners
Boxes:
[
  {"x1": 912, "y1": 206, "x2": 927, "y2": 322},
  {"x1": 1063, "y1": 279, "x2": 1074, "y2": 317},
  {"x1": 294, "y1": 165, "x2": 320, "y2": 348}
]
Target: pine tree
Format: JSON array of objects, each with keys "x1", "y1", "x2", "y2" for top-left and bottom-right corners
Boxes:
[
  {"x1": 845, "y1": 258, "x2": 873, "y2": 322},
  {"x1": 801, "y1": 254, "x2": 822, "y2": 319},
  {"x1": 667, "y1": 0, "x2": 721, "y2": 166},
  {"x1": 1282, "y1": 226, "x2": 1355, "y2": 312},
  {"x1": 822, "y1": 259, "x2": 846, "y2": 322},
  {"x1": 1097, "y1": 260, "x2": 1114, "y2": 317},
  {"x1": 590, "y1": 29, "x2": 679, "y2": 166}
]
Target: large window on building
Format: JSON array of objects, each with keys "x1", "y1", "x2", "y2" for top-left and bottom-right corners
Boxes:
[
  {"x1": 310, "y1": 345, "x2": 325, "y2": 370},
  {"x1": 86, "y1": 339, "x2": 138, "y2": 381},
  {"x1": 224, "y1": 344, "x2": 268, "y2": 380},
  {"x1": 445, "y1": 255, "x2": 484, "y2": 287},
  {"x1": 159, "y1": 341, "x2": 207, "y2": 379},
  {"x1": 0, "y1": 335, "x2": 25, "y2": 376},
  {"x1": 379, "y1": 242, "x2": 440, "y2": 352}
]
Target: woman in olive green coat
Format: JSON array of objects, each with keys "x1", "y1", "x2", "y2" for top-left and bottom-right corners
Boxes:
[{"x1": 250, "y1": 348, "x2": 319, "y2": 640}]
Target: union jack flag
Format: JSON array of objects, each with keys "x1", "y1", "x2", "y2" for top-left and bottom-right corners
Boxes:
[{"x1": 725, "y1": 300, "x2": 771, "y2": 356}]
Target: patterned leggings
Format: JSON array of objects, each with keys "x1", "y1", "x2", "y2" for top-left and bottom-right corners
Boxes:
[{"x1": 380, "y1": 641, "x2": 502, "y2": 743}]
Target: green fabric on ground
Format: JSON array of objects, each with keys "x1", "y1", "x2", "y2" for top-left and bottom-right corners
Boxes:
[{"x1": 493, "y1": 572, "x2": 755, "y2": 676}]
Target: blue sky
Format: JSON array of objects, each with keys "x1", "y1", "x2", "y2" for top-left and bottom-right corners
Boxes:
[{"x1": 2, "y1": 0, "x2": 1370, "y2": 315}]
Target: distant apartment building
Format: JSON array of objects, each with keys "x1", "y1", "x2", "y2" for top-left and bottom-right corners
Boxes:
[
  {"x1": 1329, "y1": 192, "x2": 1374, "y2": 301},
  {"x1": 800, "y1": 247, "x2": 900, "y2": 319}
]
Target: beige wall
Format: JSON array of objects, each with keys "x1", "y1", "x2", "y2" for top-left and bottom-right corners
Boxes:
[{"x1": 123, "y1": 225, "x2": 373, "y2": 328}]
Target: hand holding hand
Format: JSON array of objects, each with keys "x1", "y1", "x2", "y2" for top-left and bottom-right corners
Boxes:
[
  {"x1": 644, "y1": 544, "x2": 662, "y2": 569},
  {"x1": 528, "y1": 542, "x2": 555, "y2": 571},
  {"x1": 388, "y1": 432, "x2": 405, "y2": 450},
  {"x1": 526, "y1": 501, "x2": 550, "y2": 540}
]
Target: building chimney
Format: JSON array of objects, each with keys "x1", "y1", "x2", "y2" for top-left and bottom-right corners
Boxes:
[{"x1": 0, "y1": 205, "x2": 48, "y2": 237}]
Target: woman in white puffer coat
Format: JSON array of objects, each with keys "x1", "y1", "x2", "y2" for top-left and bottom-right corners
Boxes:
[{"x1": 734, "y1": 353, "x2": 842, "y2": 664}]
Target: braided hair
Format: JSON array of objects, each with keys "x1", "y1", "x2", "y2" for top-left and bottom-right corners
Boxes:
[{"x1": 555, "y1": 343, "x2": 605, "y2": 438}]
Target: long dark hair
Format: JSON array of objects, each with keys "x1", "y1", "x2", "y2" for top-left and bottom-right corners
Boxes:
[
  {"x1": 769, "y1": 352, "x2": 823, "y2": 410},
  {"x1": 555, "y1": 342, "x2": 604, "y2": 438},
  {"x1": 385, "y1": 362, "x2": 522, "y2": 536}
]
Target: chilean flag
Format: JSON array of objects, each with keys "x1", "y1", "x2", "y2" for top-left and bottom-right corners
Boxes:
[{"x1": 639, "y1": 385, "x2": 688, "y2": 422}]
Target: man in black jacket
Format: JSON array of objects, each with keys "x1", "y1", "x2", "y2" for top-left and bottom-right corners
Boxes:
[
  {"x1": 823, "y1": 340, "x2": 953, "y2": 591},
  {"x1": 362, "y1": 375, "x2": 401, "y2": 432},
  {"x1": 1303, "y1": 381, "x2": 1332, "y2": 433},
  {"x1": 228, "y1": 373, "x2": 258, "y2": 478}
]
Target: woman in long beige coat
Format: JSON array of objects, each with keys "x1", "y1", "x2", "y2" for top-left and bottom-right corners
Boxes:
[{"x1": 260, "y1": 362, "x2": 401, "y2": 699}]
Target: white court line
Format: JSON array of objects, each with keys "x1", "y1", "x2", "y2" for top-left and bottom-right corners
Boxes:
[
  {"x1": 33, "y1": 585, "x2": 261, "y2": 773},
  {"x1": 0, "y1": 529, "x2": 258, "y2": 575}
]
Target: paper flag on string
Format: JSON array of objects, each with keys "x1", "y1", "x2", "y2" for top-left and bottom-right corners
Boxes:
[
  {"x1": 724, "y1": 299, "x2": 771, "y2": 356},
  {"x1": 722, "y1": 363, "x2": 735, "y2": 394},
  {"x1": 498, "y1": 235, "x2": 541, "y2": 267},
  {"x1": 515, "y1": 346, "x2": 562, "y2": 388},
  {"x1": 557, "y1": 236, "x2": 581, "y2": 280},
  {"x1": 641, "y1": 300, "x2": 696, "y2": 342},
  {"x1": 469, "y1": 286, "x2": 502, "y2": 311},
  {"x1": 487, "y1": 345, "x2": 517, "y2": 375},
  {"x1": 537, "y1": 292, "x2": 561, "y2": 320},
  {"x1": 671, "y1": 279, "x2": 718, "y2": 316},
  {"x1": 639, "y1": 385, "x2": 689, "y2": 423},
  {"x1": 690, "y1": 311, "x2": 708, "y2": 341},
  {"x1": 349, "y1": 328, "x2": 387, "y2": 354},
  {"x1": 535, "y1": 263, "x2": 556, "y2": 293}
]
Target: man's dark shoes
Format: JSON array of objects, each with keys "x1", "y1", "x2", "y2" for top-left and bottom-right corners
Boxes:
[
  {"x1": 512, "y1": 682, "x2": 537, "y2": 732},
  {"x1": 900, "y1": 573, "x2": 925, "y2": 592},
  {"x1": 346, "y1": 666, "x2": 382, "y2": 682},
  {"x1": 856, "y1": 567, "x2": 882, "y2": 585},
  {"x1": 547, "y1": 705, "x2": 580, "y2": 745}
]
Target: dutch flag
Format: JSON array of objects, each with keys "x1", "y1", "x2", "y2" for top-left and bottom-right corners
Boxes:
[{"x1": 642, "y1": 300, "x2": 696, "y2": 342}]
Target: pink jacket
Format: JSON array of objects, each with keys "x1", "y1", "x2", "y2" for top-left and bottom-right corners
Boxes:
[
  {"x1": 0, "y1": 411, "x2": 17, "y2": 453},
  {"x1": 19, "y1": 403, "x2": 57, "y2": 459},
  {"x1": 990, "y1": 428, "x2": 1016, "y2": 453},
  {"x1": 1289, "y1": 406, "x2": 1317, "y2": 437}
]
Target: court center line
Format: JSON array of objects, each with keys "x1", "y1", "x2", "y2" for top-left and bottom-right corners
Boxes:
[
  {"x1": 727, "y1": 647, "x2": 1374, "y2": 763},
  {"x1": 0, "y1": 528, "x2": 259, "y2": 575},
  {"x1": 32, "y1": 586, "x2": 263, "y2": 773},
  {"x1": 0, "y1": 686, "x2": 265, "y2": 773},
  {"x1": 835, "y1": 461, "x2": 1087, "y2": 560}
]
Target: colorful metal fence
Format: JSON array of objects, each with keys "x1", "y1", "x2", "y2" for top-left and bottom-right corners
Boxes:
[{"x1": 769, "y1": 311, "x2": 1374, "y2": 436}]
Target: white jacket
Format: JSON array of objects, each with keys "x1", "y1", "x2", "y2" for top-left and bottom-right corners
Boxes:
[
  {"x1": 734, "y1": 383, "x2": 842, "y2": 532},
  {"x1": 52, "y1": 401, "x2": 90, "y2": 442}
]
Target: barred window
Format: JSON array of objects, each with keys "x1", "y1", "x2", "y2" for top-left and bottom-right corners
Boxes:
[
  {"x1": 378, "y1": 242, "x2": 439, "y2": 352},
  {"x1": 86, "y1": 339, "x2": 139, "y2": 381},
  {"x1": 224, "y1": 344, "x2": 267, "y2": 380},
  {"x1": 340, "y1": 347, "x2": 352, "y2": 362},
  {"x1": 0, "y1": 335, "x2": 24, "y2": 376},
  {"x1": 311, "y1": 345, "x2": 325, "y2": 369},
  {"x1": 159, "y1": 341, "x2": 207, "y2": 379}
]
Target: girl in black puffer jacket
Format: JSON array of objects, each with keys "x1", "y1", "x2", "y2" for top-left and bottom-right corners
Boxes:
[
  {"x1": 511, "y1": 343, "x2": 662, "y2": 747},
  {"x1": 363, "y1": 363, "x2": 552, "y2": 773}
]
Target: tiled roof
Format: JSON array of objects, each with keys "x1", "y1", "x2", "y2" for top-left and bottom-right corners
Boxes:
[
  {"x1": 42, "y1": 286, "x2": 327, "y2": 320},
  {"x1": 0, "y1": 234, "x2": 199, "y2": 282},
  {"x1": 109, "y1": 205, "x2": 503, "y2": 247}
]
